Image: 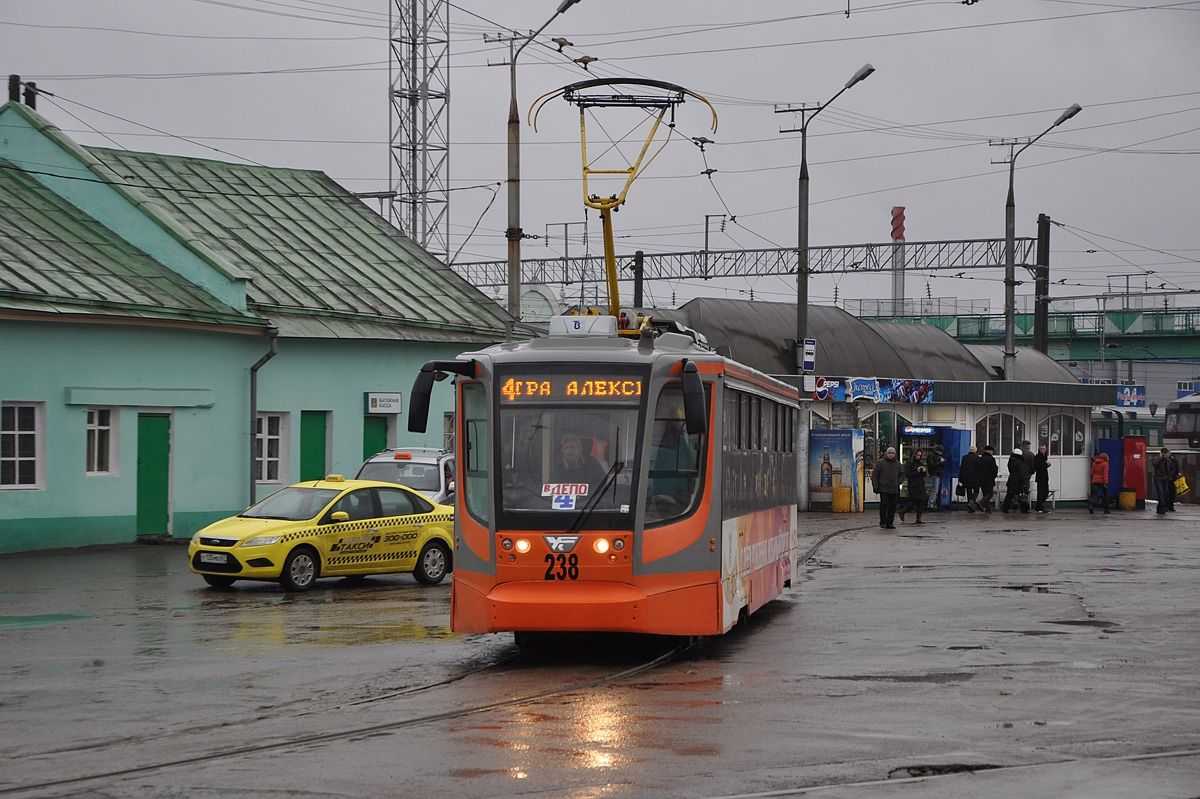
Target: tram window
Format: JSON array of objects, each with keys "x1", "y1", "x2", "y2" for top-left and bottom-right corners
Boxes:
[
  {"x1": 739, "y1": 393, "x2": 752, "y2": 450},
  {"x1": 646, "y1": 384, "x2": 707, "y2": 525},
  {"x1": 1167, "y1": 410, "x2": 1197, "y2": 434},
  {"x1": 461, "y1": 383, "x2": 490, "y2": 524}
]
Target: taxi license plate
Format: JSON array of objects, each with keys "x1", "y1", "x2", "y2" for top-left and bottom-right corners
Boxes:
[{"x1": 199, "y1": 552, "x2": 228, "y2": 565}]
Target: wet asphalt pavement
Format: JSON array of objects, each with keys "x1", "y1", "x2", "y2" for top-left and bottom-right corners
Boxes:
[{"x1": 1, "y1": 506, "x2": 1198, "y2": 798}]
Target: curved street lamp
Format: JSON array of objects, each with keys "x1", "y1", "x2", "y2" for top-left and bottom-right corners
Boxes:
[
  {"x1": 787, "y1": 63, "x2": 875, "y2": 372},
  {"x1": 506, "y1": 0, "x2": 584, "y2": 321},
  {"x1": 1003, "y1": 102, "x2": 1082, "y2": 380}
]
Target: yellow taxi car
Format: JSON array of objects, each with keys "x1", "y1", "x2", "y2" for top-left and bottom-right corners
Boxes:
[{"x1": 187, "y1": 475, "x2": 453, "y2": 592}]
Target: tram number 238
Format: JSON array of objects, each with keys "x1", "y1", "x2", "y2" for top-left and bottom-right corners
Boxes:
[{"x1": 544, "y1": 553, "x2": 580, "y2": 581}]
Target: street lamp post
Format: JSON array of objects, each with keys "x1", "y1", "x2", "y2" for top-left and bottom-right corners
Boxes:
[
  {"x1": 505, "y1": 0, "x2": 583, "y2": 322},
  {"x1": 776, "y1": 63, "x2": 874, "y2": 515},
  {"x1": 1003, "y1": 102, "x2": 1082, "y2": 380}
]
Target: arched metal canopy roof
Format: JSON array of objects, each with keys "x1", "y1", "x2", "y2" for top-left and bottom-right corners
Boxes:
[{"x1": 655, "y1": 298, "x2": 1074, "y2": 383}]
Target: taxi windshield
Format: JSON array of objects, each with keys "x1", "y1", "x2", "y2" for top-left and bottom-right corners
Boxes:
[
  {"x1": 240, "y1": 487, "x2": 340, "y2": 521},
  {"x1": 357, "y1": 461, "x2": 440, "y2": 491}
]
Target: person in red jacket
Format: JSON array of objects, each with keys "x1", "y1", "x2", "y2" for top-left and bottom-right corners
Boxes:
[{"x1": 1089, "y1": 452, "x2": 1111, "y2": 514}]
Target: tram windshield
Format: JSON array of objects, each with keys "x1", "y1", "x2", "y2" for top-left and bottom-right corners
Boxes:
[{"x1": 498, "y1": 406, "x2": 639, "y2": 524}]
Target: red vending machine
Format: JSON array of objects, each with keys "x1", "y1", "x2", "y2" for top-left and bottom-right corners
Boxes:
[{"x1": 1122, "y1": 436, "x2": 1148, "y2": 509}]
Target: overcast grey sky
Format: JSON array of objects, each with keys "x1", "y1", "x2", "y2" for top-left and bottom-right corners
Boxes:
[{"x1": 7, "y1": 0, "x2": 1200, "y2": 312}]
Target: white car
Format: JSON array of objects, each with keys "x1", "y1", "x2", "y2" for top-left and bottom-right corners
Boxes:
[{"x1": 355, "y1": 448, "x2": 455, "y2": 505}]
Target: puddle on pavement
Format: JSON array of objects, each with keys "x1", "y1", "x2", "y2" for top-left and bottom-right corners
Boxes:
[
  {"x1": 1001, "y1": 583, "x2": 1058, "y2": 593},
  {"x1": 821, "y1": 672, "x2": 974, "y2": 684},
  {"x1": 0, "y1": 613, "x2": 89, "y2": 629},
  {"x1": 1042, "y1": 619, "x2": 1117, "y2": 628},
  {"x1": 889, "y1": 763, "x2": 1001, "y2": 779}
]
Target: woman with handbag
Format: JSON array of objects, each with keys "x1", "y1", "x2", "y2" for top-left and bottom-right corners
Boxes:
[{"x1": 900, "y1": 449, "x2": 927, "y2": 525}]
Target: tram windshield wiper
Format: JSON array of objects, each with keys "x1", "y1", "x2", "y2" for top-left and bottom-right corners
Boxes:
[{"x1": 567, "y1": 460, "x2": 625, "y2": 534}]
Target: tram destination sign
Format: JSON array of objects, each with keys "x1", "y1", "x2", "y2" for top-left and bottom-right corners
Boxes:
[{"x1": 499, "y1": 375, "x2": 644, "y2": 403}]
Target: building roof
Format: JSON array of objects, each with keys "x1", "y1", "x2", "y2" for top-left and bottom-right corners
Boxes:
[
  {"x1": 964, "y1": 343, "x2": 1079, "y2": 382},
  {"x1": 84, "y1": 147, "x2": 513, "y2": 342},
  {"x1": 0, "y1": 158, "x2": 261, "y2": 329},
  {"x1": 659, "y1": 297, "x2": 1074, "y2": 383},
  {"x1": 0, "y1": 101, "x2": 513, "y2": 343}
]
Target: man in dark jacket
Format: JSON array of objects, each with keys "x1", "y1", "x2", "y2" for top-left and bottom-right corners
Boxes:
[
  {"x1": 1020, "y1": 439, "x2": 1035, "y2": 499},
  {"x1": 1002, "y1": 448, "x2": 1031, "y2": 513},
  {"x1": 959, "y1": 446, "x2": 982, "y2": 512},
  {"x1": 871, "y1": 446, "x2": 903, "y2": 530},
  {"x1": 979, "y1": 445, "x2": 999, "y2": 513},
  {"x1": 1033, "y1": 443, "x2": 1052, "y2": 513},
  {"x1": 1153, "y1": 447, "x2": 1180, "y2": 514}
]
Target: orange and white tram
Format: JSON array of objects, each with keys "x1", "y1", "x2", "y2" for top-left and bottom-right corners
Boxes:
[{"x1": 408, "y1": 314, "x2": 801, "y2": 638}]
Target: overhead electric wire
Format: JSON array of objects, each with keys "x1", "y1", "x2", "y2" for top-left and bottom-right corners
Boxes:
[{"x1": 595, "y1": 2, "x2": 1200, "y2": 63}]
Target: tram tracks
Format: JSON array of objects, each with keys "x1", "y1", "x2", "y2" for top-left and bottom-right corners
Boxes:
[
  {"x1": 5, "y1": 526, "x2": 866, "y2": 796},
  {"x1": 0, "y1": 638, "x2": 696, "y2": 797}
]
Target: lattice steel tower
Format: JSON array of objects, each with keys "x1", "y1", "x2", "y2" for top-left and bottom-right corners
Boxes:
[{"x1": 389, "y1": 0, "x2": 450, "y2": 260}]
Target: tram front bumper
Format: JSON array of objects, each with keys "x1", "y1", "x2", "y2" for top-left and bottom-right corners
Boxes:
[{"x1": 452, "y1": 577, "x2": 721, "y2": 636}]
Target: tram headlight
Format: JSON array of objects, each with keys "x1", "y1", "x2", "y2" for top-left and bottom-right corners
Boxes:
[
  {"x1": 612, "y1": 538, "x2": 625, "y2": 551},
  {"x1": 501, "y1": 538, "x2": 513, "y2": 551},
  {"x1": 593, "y1": 538, "x2": 610, "y2": 554},
  {"x1": 515, "y1": 538, "x2": 531, "y2": 554}
]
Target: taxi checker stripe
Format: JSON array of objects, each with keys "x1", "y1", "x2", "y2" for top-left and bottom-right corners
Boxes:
[{"x1": 327, "y1": 550, "x2": 416, "y2": 565}]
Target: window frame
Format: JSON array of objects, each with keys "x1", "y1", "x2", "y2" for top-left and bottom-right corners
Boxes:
[
  {"x1": 85, "y1": 407, "x2": 118, "y2": 476},
  {"x1": 1038, "y1": 411, "x2": 1086, "y2": 456},
  {"x1": 975, "y1": 411, "x2": 1026, "y2": 457},
  {"x1": 1, "y1": 402, "x2": 44, "y2": 490},
  {"x1": 254, "y1": 412, "x2": 289, "y2": 485}
]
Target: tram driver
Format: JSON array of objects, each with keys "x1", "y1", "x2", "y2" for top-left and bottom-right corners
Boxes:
[{"x1": 557, "y1": 434, "x2": 607, "y2": 490}]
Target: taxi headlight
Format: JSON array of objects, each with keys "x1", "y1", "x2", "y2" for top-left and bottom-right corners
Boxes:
[{"x1": 242, "y1": 535, "x2": 283, "y2": 548}]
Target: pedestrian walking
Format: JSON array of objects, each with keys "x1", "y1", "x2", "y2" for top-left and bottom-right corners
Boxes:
[
  {"x1": 1020, "y1": 439, "x2": 1036, "y2": 502},
  {"x1": 959, "y1": 445, "x2": 982, "y2": 512},
  {"x1": 1089, "y1": 452, "x2": 1111, "y2": 514},
  {"x1": 979, "y1": 445, "x2": 999, "y2": 514},
  {"x1": 1033, "y1": 443, "x2": 1052, "y2": 513},
  {"x1": 871, "y1": 446, "x2": 903, "y2": 530},
  {"x1": 1002, "y1": 447, "x2": 1031, "y2": 513},
  {"x1": 900, "y1": 448, "x2": 927, "y2": 525},
  {"x1": 1153, "y1": 447, "x2": 1179, "y2": 515},
  {"x1": 925, "y1": 444, "x2": 945, "y2": 511}
]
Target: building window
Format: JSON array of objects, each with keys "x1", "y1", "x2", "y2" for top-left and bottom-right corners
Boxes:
[
  {"x1": 975, "y1": 412, "x2": 1025, "y2": 456},
  {"x1": 1, "y1": 403, "x2": 40, "y2": 488},
  {"x1": 1037, "y1": 412, "x2": 1085, "y2": 456},
  {"x1": 255, "y1": 413, "x2": 287, "y2": 483},
  {"x1": 86, "y1": 408, "x2": 116, "y2": 474}
]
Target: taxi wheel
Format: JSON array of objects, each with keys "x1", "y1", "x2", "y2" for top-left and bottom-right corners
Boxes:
[
  {"x1": 280, "y1": 547, "x2": 320, "y2": 592},
  {"x1": 413, "y1": 541, "x2": 450, "y2": 586},
  {"x1": 202, "y1": 575, "x2": 236, "y2": 590}
]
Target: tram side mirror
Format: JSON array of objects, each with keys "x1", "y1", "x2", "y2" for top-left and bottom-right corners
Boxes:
[
  {"x1": 408, "y1": 360, "x2": 476, "y2": 433},
  {"x1": 681, "y1": 360, "x2": 707, "y2": 436}
]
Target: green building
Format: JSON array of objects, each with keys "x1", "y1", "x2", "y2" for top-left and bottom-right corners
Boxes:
[{"x1": 0, "y1": 100, "x2": 513, "y2": 554}]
